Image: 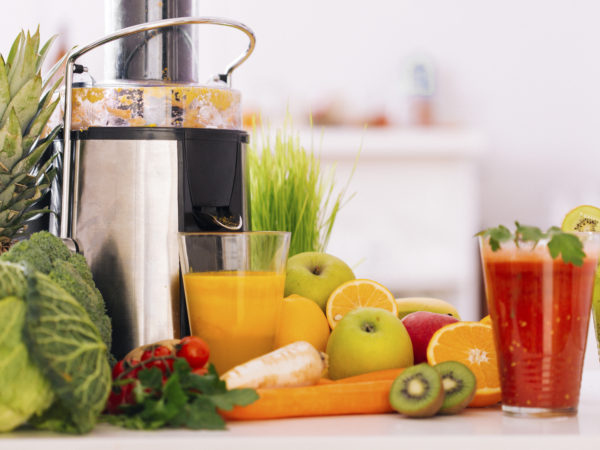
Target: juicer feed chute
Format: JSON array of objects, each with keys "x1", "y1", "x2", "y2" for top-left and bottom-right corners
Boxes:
[{"x1": 54, "y1": 17, "x2": 256, "y2": 358}]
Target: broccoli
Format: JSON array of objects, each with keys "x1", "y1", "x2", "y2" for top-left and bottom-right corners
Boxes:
[
  {"x1": 1, "y1": 232, "x2": 113, "y2": 358},
  {"x1": 49, "y1": 259, "x2": 112, "y2": 350}
]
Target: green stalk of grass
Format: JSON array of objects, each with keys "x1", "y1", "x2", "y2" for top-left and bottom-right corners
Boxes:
[{"x1": 248, "y1": 115, "x2": 357, "y2": 257}]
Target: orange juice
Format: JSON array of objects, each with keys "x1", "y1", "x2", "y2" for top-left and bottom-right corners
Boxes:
[{"x1": 182, "y1": 271, "x2": 285, "y2": 374}]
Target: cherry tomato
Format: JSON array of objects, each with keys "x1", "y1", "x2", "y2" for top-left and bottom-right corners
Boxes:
[
  {"x1": 141, "y1": 350, "x2": 154, "y2": 361},
  {"x1": 153, "y1": 346, "x2": 173, "y2": 358},
  {"x1": 177, "y1": 336, "x2": 210, "y2": 369},
  {"x1": 105, "y1": 382, "x2": 135, "y2": 414},
  {"x1": 192, "y1": 367, "x2": 208, "y2": 376},
  {"x1": 111, "y1": 359, "x2": 126, "y2": 379}
]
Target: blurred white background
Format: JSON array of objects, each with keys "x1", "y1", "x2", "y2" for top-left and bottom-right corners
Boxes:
[{"x1": 3, "y1": 0, "x2": 600, "y2": 363}]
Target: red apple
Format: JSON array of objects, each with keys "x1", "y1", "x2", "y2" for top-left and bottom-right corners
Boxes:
[{"x1": 401, "y1": 311, "x2": 459, "y2": 364}]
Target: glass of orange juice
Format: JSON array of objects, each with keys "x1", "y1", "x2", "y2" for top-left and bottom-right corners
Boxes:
[{"x1": 178, "y1": 231, "x2": 290, "y2": 374}]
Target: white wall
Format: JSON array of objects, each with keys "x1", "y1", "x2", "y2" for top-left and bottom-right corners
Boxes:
[{"x1": 4, "y1": 0, "x2": 600, "y2": 230}]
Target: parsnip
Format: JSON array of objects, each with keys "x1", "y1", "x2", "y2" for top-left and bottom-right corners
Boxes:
[{"x1": 221, "y1": 341, "x2": 328, "y2": 390}]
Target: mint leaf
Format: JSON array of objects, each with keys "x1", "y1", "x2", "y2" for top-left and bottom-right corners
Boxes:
[
  {"x1": 548, "y1": 233, "x2": 585, "y2": 266},
  {"x1": 182, "y1": 397, "x2": 226, "y2": 430},
  {"x1": 514, "y1": 222, "x2": 545, "y2": 247},
  {"x1": 478, "y1": 225, "x2": 512, "y2": 251},
  {"x1": 208, "y1": 388, "x2": 259, "y2": 411},
  {"x1": 138, "y1": 367, "x2": 163, "y2": 390}
]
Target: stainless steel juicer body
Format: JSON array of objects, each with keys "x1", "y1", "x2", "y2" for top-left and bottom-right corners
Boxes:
[{"x1": 55, "y1": 18, "x2": 256, "y2": 359}]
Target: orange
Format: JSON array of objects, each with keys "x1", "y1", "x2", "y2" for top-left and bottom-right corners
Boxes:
[
  {"x1": 480, "y1": 315, "x2": 492, "y2": 326},
  {"x1": 274, "y1": 295, "x2": 331, "y2": 352},
  {"x1": 325, "y1": 279, "x2": 396, "y2": 329},
  {"x1": 427, "y1": 322, "x2": 501, "y2": 407}
]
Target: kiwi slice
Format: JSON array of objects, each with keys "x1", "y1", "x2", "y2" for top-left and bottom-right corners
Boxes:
[
  {"x1": 433, "y1": 361, "x2": 477, "y2": 414},
  {"x1": 562, "y1": 205, "x2": 600, "y2": 349},
  {"x1": 562, "y1": 205, "x2": 600, "y2": 231},
  {"x1": 389, "y1": 363, "x2": 444, "y2": 417}
]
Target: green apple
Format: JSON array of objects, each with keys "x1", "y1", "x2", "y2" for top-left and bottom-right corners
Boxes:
[
  {"x1": 284, "y1": 252, "x2": 355, "y2": 311},
  {"x1": 326, "y1": 307, "x2": 414, "y2": 380}
]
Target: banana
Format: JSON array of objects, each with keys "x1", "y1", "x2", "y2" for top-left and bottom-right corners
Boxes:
[{"x1": 395, "y1": 297, "x2": 461, "y2": 320}]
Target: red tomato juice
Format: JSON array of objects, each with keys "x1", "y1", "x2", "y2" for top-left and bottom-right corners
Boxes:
[{"x1": 481, "y1": 242, "x2": 597, "y2": 411}]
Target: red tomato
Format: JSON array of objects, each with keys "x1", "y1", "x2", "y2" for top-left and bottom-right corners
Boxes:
[{"x1": 177, "y1": 336, "x2": 210, "y2": 369}]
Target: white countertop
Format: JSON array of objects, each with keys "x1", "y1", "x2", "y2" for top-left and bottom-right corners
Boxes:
[{"x1": 3, "y1": 369, "x2": 600, "y2": 450}]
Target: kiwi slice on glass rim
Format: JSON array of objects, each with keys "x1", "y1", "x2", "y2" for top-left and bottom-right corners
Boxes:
[
  {"x1": 562, "y1": 205, "x2": 600, "y2": 232},
  {"x1": 433, "y1": 361, "x2": 477, "y2": 414},
  {"x1": 389, "y1": 363, "x2": 444, "y2": 417}
]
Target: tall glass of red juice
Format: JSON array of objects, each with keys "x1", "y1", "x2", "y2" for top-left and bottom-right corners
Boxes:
[{"x1": 479, "y1": 234, "x2": 600, "y2": 417}]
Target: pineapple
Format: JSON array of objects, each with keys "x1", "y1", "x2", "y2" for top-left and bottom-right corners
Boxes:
[{"x1": 0, "y1": 29, "x2": 62, "y2": 252}]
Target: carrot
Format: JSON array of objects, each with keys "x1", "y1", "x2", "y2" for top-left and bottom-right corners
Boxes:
[
  {"x1": 220, "y1": 379, "x2": 394, "y2": 421},
  {"x1": 329, "y1": 368, "x2": 405, "y2": 383}
]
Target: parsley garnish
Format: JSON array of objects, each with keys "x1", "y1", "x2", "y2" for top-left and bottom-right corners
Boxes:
[
  {"x1": 102, "y1": 359, "x2": 258, "y2": 430},
  {"x1": 477, "y1": 222, "x2": 586, "y2": 266}
]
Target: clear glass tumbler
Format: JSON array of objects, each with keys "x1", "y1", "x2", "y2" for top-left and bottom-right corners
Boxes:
[
  {"x1": 479, "y1": 234, "x2": 600, "y2": 417},
  {"x1": 178, "y1": 231, "x2": 290, "y2": 374}
]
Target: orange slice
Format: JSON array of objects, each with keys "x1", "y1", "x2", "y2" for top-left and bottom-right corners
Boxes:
[
  {"x1": 325, "y1": 279, "x2": 396, "y2": 329},
  {"x1": 480, "y1": 315, "x2": 492, "y2": 326},
  {"x1": 427, "y1": 322, "x2": 501, "y2": 407}
]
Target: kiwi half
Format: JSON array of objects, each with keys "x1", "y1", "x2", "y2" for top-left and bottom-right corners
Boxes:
[
  {"x1": 434, "y1": 361, "x2": 477, "y2": 414},
  {"x1": 389, "y1": 363, "x2": 444, "y2": 417}
]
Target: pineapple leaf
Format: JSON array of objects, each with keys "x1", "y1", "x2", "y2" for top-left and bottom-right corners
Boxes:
[
  {"x1": 10, "y1": 185, "x2": 41, "y2": 210},
  {"x1": 40, "y1": 76, "x2": 62, "y2": 109},
  {"x1": 23, "y1": 95, "x2": 60, "y2": 151},
  {"x1": 0, "y1": 183, "x2": 15, "y2": 208},
  {"x1": 0, "y1": 173, "x2": 11, "y2": 189},
  {"x1": 43, "y1": 49, "x2": 70, "y2": 92},
  {"x1": 0, "y1": 109, "x2": 23, "y2": 173},
  {"x1": 2, "y1": 75, "x2": 42, "y2": 132},
  {"x1": 6, "y1": 207, "x2": 53, "y2": 230},
  {"x1": 0, "y1": 57, "x2": 11, "y2": 120},
  {"x1": 36, "y1": 35, "x2": 58, "y2": 74},
  {"x1": 6, "y1": 31, "x2": 24, "y2": 69},
  {"x1": 0, "y1": 208, "x2": 18, "y2": 226},
  {"x1": 0, "y1": 173, "x2": 28, "y2": 193},
  {"x1": 10, "y1": 124, "x2": 58, "y2": 176},
  {"x1": 8, "y1": 30, "x2": 38, "y2": 99},
  {"x1": 35, "y1": 153, "x2": 58, "y2": 181}
]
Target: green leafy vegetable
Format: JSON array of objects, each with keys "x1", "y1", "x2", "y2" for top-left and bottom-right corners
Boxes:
[
  {"x1": 0, "y1": 257, "x2": 111, "y2": 434},
  {"x1": 0, "y1": 294, "x2": 53, "y2": 432},
  {"x1": 25, "y1": 271, "x2": 112, "y2": 434},
  {"x1": 478, "y1": 222, "x2": 586, "y2": 266},
  {"x1": 104, "y1": 360, "x2": 258, "y2": 430}
]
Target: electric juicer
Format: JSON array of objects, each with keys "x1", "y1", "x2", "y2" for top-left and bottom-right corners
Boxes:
[{"x1": 52, "y1": 14, "x2": 256, "y2": 358}]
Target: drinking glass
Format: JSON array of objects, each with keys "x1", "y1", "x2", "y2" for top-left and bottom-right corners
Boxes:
[
  {"x1": 178, "y1": 231, "x2": 290, "y2": 374},
  {"x1": 479, "y1": 234, "x2": 600, "y2": 417}
]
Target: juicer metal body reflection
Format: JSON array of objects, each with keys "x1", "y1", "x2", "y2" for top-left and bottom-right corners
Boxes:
[{"x1": 53, "y1": 17, "x2": 255, "y2": 358}]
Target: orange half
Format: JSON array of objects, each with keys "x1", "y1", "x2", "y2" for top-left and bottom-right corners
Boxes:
[
  {"x1": 427, "y1": 321, "x2": 501, "y2": 407},
  {"x1": 325, "y1": 279, "x2": 396, "y2": 329}
]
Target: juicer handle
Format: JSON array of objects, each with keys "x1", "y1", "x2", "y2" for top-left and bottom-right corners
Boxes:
[{"x1": 59, "y1": 17, "x2": 256, "y2": 239}]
